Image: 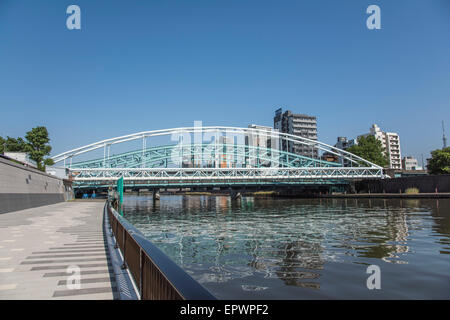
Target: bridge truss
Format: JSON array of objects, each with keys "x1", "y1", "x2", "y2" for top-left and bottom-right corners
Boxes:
[{"x1": 52, "y1": 126, "x2": 384, "y2": 187}]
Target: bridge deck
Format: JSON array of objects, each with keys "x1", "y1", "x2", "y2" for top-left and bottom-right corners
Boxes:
[{"x1": 0, "y1": 201, "x2": 119, "y2": 299}]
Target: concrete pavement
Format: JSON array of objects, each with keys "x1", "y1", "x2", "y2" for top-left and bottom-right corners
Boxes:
[{"x1": 0, "y1": 201, "x2": 118, "y2": 299}]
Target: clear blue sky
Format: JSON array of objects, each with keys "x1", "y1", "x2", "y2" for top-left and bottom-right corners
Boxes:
[{"x1": 0, "y1": 0, "x2": 449, "y2": 163}]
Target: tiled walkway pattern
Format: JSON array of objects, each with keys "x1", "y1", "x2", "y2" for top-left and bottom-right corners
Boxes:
[{"x1": 0, "y1": 201, "x2": 118, "y2": 299}]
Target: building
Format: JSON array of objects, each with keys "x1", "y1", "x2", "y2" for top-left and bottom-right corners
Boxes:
[
  {"x1": 46, "y1": 166, "x2": 70, "y2": 179},
  {"x1": 247, "y1": 124, "x2": 273, "y2": 150},
  {"x1": 246, "y1": 124, "x2": 276, "y2": 167},
  {"x1": 4, "y1": 152, "x2": 37, "y2": 168},
  {"x1": 274, "y1": 108, "x2": 318, "y2": 158},
  {"x1": 402, "y1": 156, "x2": 421, "y2": 171},
  {"x1": 218, "y1": 135, "x2": 235, "y2": 168},
  {"x1": 321, "y1": 152, "x2": 339, "y2": 163},
  {"x1": 334, "y1": 137, "x2": 357, "y2": 151},
  {"x1": 333, "y1": 137, "x2": 357, "y2": 166},
  {"x1": 358, "y1": 124, "x2": 402, "y2": 169}
]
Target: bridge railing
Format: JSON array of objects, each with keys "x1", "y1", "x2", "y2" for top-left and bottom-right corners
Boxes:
[
  {"x1": 106, "y1": 202, "x2": 216, "y2": 300},
  {"x1": 76, "y1": 167, "x2": 384, "y2": 182}
]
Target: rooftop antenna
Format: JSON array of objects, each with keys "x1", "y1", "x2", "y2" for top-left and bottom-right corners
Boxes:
[{"x1": 443, "y1": 121, "x2": 447, "y2": 149}]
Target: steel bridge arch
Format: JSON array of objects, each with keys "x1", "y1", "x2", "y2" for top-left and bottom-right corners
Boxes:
[
  {"x1": 69, "y1": 143, "x2": 343, "y2": 169},
  {"x1": 52, "y1": 126, "x2": 382, "y2": 169}
]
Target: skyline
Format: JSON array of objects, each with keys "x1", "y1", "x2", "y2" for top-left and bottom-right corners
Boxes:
[{"x1": 1, "y1": 0, "x2": 449, "y2": 162}]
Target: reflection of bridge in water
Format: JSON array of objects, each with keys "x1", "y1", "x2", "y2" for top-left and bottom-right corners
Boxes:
[{"x1": 52, "y1": 126, "x2": 384, "y2": 190}]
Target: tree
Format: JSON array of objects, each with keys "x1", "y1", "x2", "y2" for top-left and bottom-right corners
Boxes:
[
  {"x1": 0, "y1": 136, "x2": 4, "y2": 153},
  {"x1": 44, "y1": 158, "x2": 55, "y2": 167},
  {"x1": 427, "y1": 147, "x2": 450, "y2": 174},
  {"x1": 24, "y1": 126, "x2": 52, "y2": 171},
  {"x1": 4, "y1": 136, "x2": 28, "y2": 152},
  {"x1": 347, "y1": 135, "x2": 389, "y2": 167}
]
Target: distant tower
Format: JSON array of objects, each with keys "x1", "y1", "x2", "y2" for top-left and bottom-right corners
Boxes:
[{"x1": 443, "y1": 121, "x2": 447, "y2": 149}]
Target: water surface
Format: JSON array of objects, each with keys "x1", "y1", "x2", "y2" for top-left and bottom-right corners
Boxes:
[{"x1": 123, "y1": 195, "x2": 450, "y2": 299}]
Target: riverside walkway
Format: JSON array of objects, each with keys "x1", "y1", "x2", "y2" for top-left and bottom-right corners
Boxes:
[{"x1": 0, "y1": 201, "x2": 119, "y2": 299}]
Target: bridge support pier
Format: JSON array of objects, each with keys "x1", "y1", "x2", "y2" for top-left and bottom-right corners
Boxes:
[
  {"x1": 229, "y1": 188, "x2": 242, "y2": 200},
  {"x1": 153, "y1": 189, "x2": 160, "y2": 201}
]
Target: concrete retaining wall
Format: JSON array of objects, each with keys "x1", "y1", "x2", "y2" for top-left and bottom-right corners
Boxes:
[
  {"x1": 0, "y1": 157, "x2": 68, "y2": 213},
  {"x1": 356, "y1": 174, "x2": 450, "y2": 194}
]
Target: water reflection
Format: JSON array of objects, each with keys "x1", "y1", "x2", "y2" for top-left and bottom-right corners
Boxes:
[{"x1": 123, "y1": 196, "x2": 450, "y2": 299}]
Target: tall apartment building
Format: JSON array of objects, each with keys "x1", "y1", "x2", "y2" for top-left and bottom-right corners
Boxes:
[
  {"x1": 358, "y1": 124, "x2": 402, "y2": 169},
  {"x1": 274, "y1": 108, "x2": 318, "y2": 158}
]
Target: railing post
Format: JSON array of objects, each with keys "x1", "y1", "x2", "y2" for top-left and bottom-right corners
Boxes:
[
  {"x1": 139, "y1": 248, "x2": 144, "y2": 299},
  {"x1": 121, "y1": 227, "x2": 127, "y2": 269},
  {"x1": 114, "y1": 219, "x2": 119, "y2": 248},
  {"x1": 108, "y1": 206, "x2": 112, "y2": 231}
]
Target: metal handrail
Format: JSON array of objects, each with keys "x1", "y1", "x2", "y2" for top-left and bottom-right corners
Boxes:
[{"x1": 106, "y1": 202, "x2": 216, "y2": 300}]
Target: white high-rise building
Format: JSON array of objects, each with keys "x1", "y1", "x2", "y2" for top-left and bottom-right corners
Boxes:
[{"x1": 358, "y1": 124, "x2": 402, "y2": 169}]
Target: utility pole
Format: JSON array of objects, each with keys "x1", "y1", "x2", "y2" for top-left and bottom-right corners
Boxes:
[{"x1": 443, "y1": 121, "x2": 447, "y2": 149}]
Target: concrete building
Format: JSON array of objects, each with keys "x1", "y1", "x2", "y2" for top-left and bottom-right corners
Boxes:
[
  {"x1": 247, "y1": 124, "x2": 273, "y2": 150},
  {"x1": 333, "y1": 137, "x2": 357, "y2": 167},
  {"x1": 4, "y1": 152, "x2": 37, "y2": 168},
  {"x1": 218, "y1": 135, "x2": 235, "y2": 168},
  {"x1": 402, "y1": 156, "x2": 421, "y2": 171},
  {"x1": 334, "y1": 137, "x2": 357, "y2": 151},
  {"x1": 358, "y1": 124, "x2": 402, "y2": 169},
  {"x1": 248, "y1": 124, "x2": 273, "y2": 136},
  {"x1": 274, "y1": 108, "x2": 318, "y2": 158},
  {"x1": 246, "y1": 124, "x2": 277, "y2": 167},
  {"x1": 46, "y1": 166, "x2": 70, "y2": 179}
]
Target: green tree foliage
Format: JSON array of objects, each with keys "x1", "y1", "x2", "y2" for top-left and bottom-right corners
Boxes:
[
  {"x1": 427, "y1": 147, "x2": 450, "y2": 174},
  {"x1": 44, "y1": 158, "x2": 55, "y2": 167},
  {"x1": 24, "y1": 126, "x2": 53, "y2": 171},
  {"x1": 347, "y1": 135, "x2": 389, "y2": 167},
  {"x1": 4, "y1": 136, "x2": 28, "y2": 152},
  {"x1": 0, "y1": 136, "x2": 4, "y2": 153},
  {"x1": 1, "y1": 127, "x2": 53, "y2": 171}
]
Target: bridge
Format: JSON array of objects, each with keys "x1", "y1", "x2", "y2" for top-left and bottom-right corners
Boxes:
[{"x1": 52, "y1": 126, "x2": 384, "y2": 190}]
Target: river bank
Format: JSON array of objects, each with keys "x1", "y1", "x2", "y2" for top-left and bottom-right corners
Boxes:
[
  {"x1": 318, "y1": 192, "x2": 450, "y2": 199},
  {"x1": 157, "y1": 190, "x2": 450, "y2": 199}
]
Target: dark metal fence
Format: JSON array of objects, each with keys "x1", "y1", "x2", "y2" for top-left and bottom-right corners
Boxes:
[{"x1": 106, "y1": 202, "x2": 216, "y2": 300}]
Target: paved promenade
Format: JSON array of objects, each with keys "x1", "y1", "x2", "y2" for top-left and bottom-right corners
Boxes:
[{"x1": 0, "y1": 201, "x2": 118, "y2": 299}]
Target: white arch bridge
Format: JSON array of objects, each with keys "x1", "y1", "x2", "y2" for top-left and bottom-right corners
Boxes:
[{"x1": 52, "y1": 126, "x2": 384, "y2": 188}]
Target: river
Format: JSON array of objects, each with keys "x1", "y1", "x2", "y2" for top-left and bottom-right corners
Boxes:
[{"x1": 123, "y1": 195, "x2": 450, "y2": 299}]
